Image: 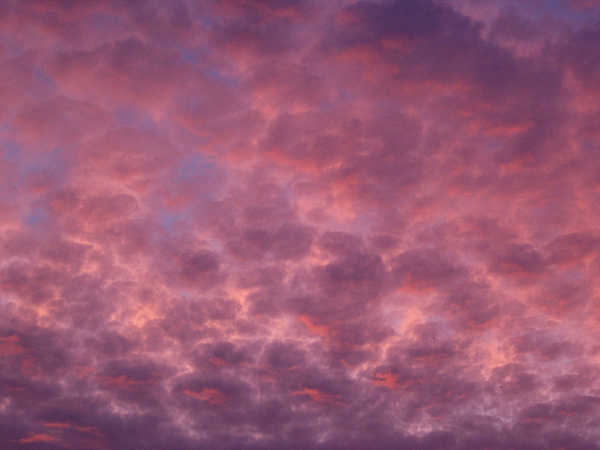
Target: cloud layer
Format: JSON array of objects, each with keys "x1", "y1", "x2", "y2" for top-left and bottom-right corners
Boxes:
[{"x1": 1, "y1": 1, "x2": 600, "y2": 449}]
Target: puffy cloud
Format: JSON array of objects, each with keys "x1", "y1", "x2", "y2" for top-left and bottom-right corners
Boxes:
[{"x1": 1, "y1": 0, "x2": 600, "y2": 449}]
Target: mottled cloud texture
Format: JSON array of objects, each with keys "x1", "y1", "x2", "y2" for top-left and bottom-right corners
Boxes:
[{"x1": 1, "y1": 1, "x2": 600, "y2": 449}]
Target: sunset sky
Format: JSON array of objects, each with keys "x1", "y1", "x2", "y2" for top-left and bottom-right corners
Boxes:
[{"x1": 1, "y1": 0, "x2": 600, "y2": 449}]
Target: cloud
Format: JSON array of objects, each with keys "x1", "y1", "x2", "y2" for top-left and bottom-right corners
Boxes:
[{"x1": 1, "y1": 0, "x2": 600, "y2": 449}]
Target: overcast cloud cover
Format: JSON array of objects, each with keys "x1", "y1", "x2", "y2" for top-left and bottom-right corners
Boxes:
[{"x1": 1, "y1": 0, "x2": 600, "y2": 448}]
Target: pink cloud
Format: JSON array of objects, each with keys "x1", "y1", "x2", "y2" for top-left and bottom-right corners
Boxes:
[{"x1": 1, "y1": 1, "x2": 600, "y2": 449}]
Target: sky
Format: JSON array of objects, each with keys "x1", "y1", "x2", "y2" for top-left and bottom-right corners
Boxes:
[{"x1": 1, "y1": 0, "x2": 600, "y2": 449}]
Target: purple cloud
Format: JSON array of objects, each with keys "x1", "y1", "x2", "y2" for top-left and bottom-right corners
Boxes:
[{"x1": 1, "y1": 1, "x2": 600, "y2": 449}]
